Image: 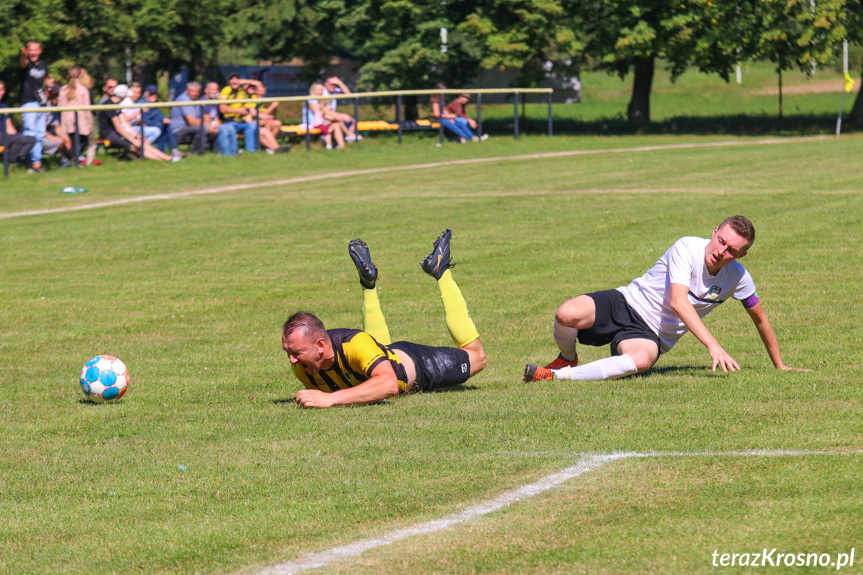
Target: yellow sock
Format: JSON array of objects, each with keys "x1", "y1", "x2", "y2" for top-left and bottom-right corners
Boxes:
[
  {"x1": 437, "y1": 269, "x2": 479, "y2": 348},
  {"x1": 362, "y1": 287, "x2": 391, "y2": 345}
]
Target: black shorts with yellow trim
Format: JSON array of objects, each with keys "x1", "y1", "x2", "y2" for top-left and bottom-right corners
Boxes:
[
  {"x1": 578, "y1": 289, "x2": 662, "y2": 356},
  {"x1": 389, "y1": 341, "x2": 471, "y2": 392}
]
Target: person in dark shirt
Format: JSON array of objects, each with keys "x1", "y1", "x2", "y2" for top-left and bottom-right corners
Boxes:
[
  {"x1": 97, "y1": 84, "x2": 174, "y2": 161},
  {"x1": 0, "y1": 79, "x2": 37, "y2": 166},
  {"x1": 19, "y1": 41, "x2": 48, "y2": 172}
]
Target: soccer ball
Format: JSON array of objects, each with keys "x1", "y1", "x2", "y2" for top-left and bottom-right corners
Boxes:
[{"x1": 79, "y1": 355, "x2": 129, "y2": 403}]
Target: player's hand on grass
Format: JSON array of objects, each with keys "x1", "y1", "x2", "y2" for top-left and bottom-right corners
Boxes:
[
  {"x1": 777, "y1": 364, "x2": 812, "y2": 372},
  {"x1": 709, "y1": 344, "x2": 740, "y2": 373},
  {"x1": 295, "y1": 389, "x2": 335, "y2": 408}
]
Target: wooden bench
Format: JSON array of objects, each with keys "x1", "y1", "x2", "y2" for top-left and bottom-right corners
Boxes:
[{"x1": 280, "y1": 119, "x2": 441, "y2": 138}]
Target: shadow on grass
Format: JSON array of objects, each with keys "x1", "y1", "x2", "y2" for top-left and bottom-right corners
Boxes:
[
  {"x1": 630, "y1": 365, "x2": 705, "y2": 378},
  {"x1": 633, "y1": 364, "x2": 739, "y2": 378},
  {"x1": 422, "y1": 384, "x2": 479, "y2": 394},
  {"x1": 272, "y1": 384, "x2": 479, "y2": 407},
  {"x1": 482, "y1": 114, "x2": 861, "y2": 137}
]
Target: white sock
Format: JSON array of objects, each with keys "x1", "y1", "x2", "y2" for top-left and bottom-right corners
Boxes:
[
  {"x1": 553, "y1": 319, "x2": 578, "y2": 361},
  {"x1": 553, "y1": 354, "x2": 638, "y2": 381}
]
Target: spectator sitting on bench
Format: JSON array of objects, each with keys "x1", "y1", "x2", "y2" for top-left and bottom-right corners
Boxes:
[
  {"x1": 99, "y1": 77, "x2": 117, "y2": 105},
  {"x1": 140, "y1": 84, "x2": 183, "y2": 160},
  {"x1": 170, "y1": 81, "x2": 215, "y2": 156},
  {"x1": 430, "y1": 84, "x2": 473, "y2": 144},
  {"x1": 248, "y1": 82, "x2": 290, "y2": 154},
  {"x1": 99, "y1": 84, "x2": 175, "y2": 162},
  {"x1": 305, "y1": 82, "x2": 347, "y2": 150},
  {"x1": 120, "y1": 82, "x2": 160, "y2": 145},
  {"x1": 245, "y1": 81, "x2": 290, "y2": 154},
  {"x1": 202, "y1": 81, "x2": 238, "y2": 156},
  {"x1": 323, "y1": 76, "x2": 358, "y2": 142},
  {"x1": 59, "y1": 65, "x2": 97, "y2": 166},
  {"x1": 218, "y1": 74, "x2": 258, "y2": 153},
  {"x1": 444, "y1": 92, "x2": 487, "y2": 142},
  {"x1": 0, "y1": 79, "x2": 38, "y2": 169}
]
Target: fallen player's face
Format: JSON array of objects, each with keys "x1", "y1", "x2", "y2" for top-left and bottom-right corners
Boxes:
[
  {"x1": 706, "y1": 225, "x2": 749, "y2": 271},
  {"x1": 282, "y1": 332, "x2": 324, "y2": 374}
]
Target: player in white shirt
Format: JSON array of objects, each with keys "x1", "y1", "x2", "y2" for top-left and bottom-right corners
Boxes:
[{"x1": 524, "y1": 216, "x2": 807, "y2": 382}]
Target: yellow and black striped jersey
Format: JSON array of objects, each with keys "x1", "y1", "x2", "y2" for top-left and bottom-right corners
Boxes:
[{"x1": 291, "y1": 329, "x2": 409, "y2": 393}]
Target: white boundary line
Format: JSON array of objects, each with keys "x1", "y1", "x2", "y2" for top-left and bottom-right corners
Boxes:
[
  {"x1": 254, "y1": 448, "x2": 861, "y2": 575},
  {"x1": 0, "y1": 136, "x2": 827, "y2": 222}
]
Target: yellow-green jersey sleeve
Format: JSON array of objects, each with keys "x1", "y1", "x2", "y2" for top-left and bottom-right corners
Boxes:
[{"x1": 343, "y1": 331, "x2": 389, "y2": 377}]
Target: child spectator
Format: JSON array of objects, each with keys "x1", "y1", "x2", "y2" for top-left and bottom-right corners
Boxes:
[{"x1": 304, "y1": 82, "x2": 347, "y2": 149}]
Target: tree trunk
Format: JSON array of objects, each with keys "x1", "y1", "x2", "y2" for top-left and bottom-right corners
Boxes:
[
  {"x1": 778, "y1": 69, "x2": 783, "y2": 121},
  {"x1": 627, "y1": 57, "x2": 654, "y2": 126}
]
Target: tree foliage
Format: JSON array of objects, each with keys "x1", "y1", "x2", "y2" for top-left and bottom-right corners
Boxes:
[
  {"x1": 0, "y1": 0, "x2": 858, "y2": 127},
  {"x1": 457, "y1": 0, "x2": 582, "y2": 87}
]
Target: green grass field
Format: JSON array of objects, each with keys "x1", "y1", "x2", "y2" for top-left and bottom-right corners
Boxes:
[{"x1": 1, "y1": 101, "x2": 862, "y2": 574}]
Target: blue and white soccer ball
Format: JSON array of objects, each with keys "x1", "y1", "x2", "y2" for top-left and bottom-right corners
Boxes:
[{"x1": 79, "y1": 355, "x2": 130, "y2": 403}]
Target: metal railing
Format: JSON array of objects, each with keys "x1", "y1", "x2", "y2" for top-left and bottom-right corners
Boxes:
[{"x1": 1, "y1": 87, "x2": 553, "y2": 178}]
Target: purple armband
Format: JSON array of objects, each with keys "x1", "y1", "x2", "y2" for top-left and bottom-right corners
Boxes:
[{"x1": 741, "y1": 294, "x2": 760, "y2": 309}]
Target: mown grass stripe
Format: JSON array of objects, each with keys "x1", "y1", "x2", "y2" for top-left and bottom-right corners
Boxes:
[
  {"x1": 255, "y1": 448, "x2": 860, "y2": 575},
  {"x1": 0, "y1": 136, "x2": 825, "y2": 222}
]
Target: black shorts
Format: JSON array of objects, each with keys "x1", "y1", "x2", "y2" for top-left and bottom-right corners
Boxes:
[
  {"x1": 578, "y1": 290, "x2": 661, "y2": 356},
  {"x1": 103, "y1": 131, "x2": 133, "y2": 151},
  {"x1": 389, "y1": 341, "x2": 471, "y2": 392}
]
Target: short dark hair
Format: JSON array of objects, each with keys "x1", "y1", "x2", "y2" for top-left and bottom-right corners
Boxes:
[
  {"x1": 719, "y1": 215, "x2": 755, "y2": 246},
  {"x1": 282, "y1": 311, "x2": 327, "y2": 341},
  {"x1": 229, "y1": 74, "x2": 240, "y2": 80}
]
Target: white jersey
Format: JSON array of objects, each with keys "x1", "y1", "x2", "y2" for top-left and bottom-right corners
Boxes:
[{"x1": 616, "y1": 236, "x2": 756, "y2": 353}]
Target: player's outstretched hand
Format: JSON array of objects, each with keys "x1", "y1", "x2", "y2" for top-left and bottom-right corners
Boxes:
[
  {"x1": 709, "y1": 344, "x2": 740, "y2": 373},
  {"x1": 295, "y1": 389, "x2": 335, "y2": 408}
]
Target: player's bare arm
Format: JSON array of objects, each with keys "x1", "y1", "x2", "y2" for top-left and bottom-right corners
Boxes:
[
  {"x1": 668, "y1": 282, "x2": 740, "y2": 373},
  {"x1": 745, "y1": 302, "x2": 810, "y2": 372},
  {"x1": 295, "y1": 361, "x2": 400, "y2": 408}
]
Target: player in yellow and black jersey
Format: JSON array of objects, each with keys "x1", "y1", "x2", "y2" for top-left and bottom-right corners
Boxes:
[
  {"x1": 290, "y1": 328, "x2": 410, "y2": 394},
  {"x1": 282, "y1": 229, "x2": 487, "y2": 408}
]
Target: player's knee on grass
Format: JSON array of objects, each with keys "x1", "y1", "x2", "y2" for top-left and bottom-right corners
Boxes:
[
  {"x1": 555, "y1": 295, "x2": 595, "y2": 330},
  {"x1": 616, "y1": 339, "x2": 659, "y2": 373}
]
